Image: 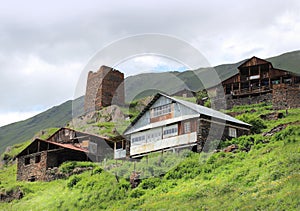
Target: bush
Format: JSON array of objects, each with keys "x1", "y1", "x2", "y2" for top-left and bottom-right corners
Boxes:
[
  {"x1": 92, "y1": 167, "x2": 103, "y2": 175},
  {"x1": 129, "y1": 188, "x2": 145, "y2": 198},
  {"x1": 59, "y1": 161, "x2": 96, "y2": 174},
  {"x1": 140, "y1": 177, "x2": 161, "y2": 190},
  {"x1": 67, "y1": 176, "x2": 81, "y2": 188},
  {"x1": 237, "y1": 114, "x2": 266, "y2": 134}
]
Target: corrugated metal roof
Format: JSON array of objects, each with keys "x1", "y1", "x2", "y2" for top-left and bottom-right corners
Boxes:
[
  {"x1": 161, "y1": 93, "x2": 251, "y2": 126},
  {"x1": 124, "y1": 114, "x2": 199, "y2": 135},
  {"x1": 124, "y1": 93, "x2": 251, "y2": 135}
]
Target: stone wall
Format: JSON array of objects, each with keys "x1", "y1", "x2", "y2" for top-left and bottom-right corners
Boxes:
[
  {"x1": 211, "y1": 84, "x2": 300, "y2": 110},
  {"x1": 84, "y1": 65, "x2": 124, "y2": 112},
  {"x1": 17, "y1": 151, "x2": 47, "y2": 181},
  {"x1": 212, "y1": 93, "x2": 273, "y2": 110},
  {"x1": 272, "y1": 84, "x2": 300, "y2": 110},
  {"x1": 197, "y1": 118, "x2": 250, "y2": 152}
]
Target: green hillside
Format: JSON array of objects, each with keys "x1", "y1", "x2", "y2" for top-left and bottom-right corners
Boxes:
[
  {"x1": 0, "y1": 105, "x2": 299, "y2": 210},
  {"x1": 0, "y1": 100, "x2": 73, "y2": 154}
]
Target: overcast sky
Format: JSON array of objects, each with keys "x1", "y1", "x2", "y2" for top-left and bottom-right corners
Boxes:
[{"x1": 0, "y1": 0, "x2": 300, "y2": 127}]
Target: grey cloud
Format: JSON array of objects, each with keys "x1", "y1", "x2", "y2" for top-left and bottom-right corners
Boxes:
[{"x1": 0, "y1": 0, "x2": 299, "y2": 119}]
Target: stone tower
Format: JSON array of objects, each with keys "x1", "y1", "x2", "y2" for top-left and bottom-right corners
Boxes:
[{"x1": 84, "y1": 65, "x2": 125, "y2": 112}]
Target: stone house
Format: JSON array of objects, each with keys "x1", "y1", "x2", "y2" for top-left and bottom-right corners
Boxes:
[
  {"x1": 16, "y1": 128, "x2": 114, "y2": 181},
  {"x1": 115, "y1": 93, "x2": 250, "y2": 159},
  {"x1": 16, "y1": 138, "x2": 89, "y2": 181}
]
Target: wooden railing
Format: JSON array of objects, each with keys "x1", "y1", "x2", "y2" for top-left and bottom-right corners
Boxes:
[{"x1": 232, "y1": 86, "x2": 271, "y2": 96}]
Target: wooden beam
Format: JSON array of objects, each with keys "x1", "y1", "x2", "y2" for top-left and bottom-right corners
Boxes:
[{"x1": 38, "y1": 141, "x2": 40, "y2": 152}]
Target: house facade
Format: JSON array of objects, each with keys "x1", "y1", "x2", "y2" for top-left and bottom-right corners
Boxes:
[
  {"x1": 16, "y1": 128, "x2": 114, "y2": 181},
  {"x1": 16, "y1": 138, "x2": 89, "y2": 181},
  {"x1": 221, "y1": 56, "x2": 299, "y2": 97},
  {"x1": 208, "y1": 56, "x2": 300, "y2": 110},
  {"x1": 117, "y1": 93, "x2": 250, "y2": 159}
]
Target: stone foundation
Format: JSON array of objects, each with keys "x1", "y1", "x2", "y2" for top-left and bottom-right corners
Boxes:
[
  {"x1": 212, "y1": 93, "x2": 273, "y2": 110},
  {"x1": 211, "y1": 83, "x2": 300, "y2": 110},
  {"x1": 272, "y1": 84, "x2": 300, "y2": 110}
]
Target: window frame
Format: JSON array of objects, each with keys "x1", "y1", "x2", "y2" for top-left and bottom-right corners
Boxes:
[
  {"x1": 229, "y1": 127, "x2": 237, "y2": 138},
  {"x1": 183, "y1": 121, "x2": 191, "y2": 133},
  {"x1": 151, "y1": 104, "x2": 172, "y2": 118}
]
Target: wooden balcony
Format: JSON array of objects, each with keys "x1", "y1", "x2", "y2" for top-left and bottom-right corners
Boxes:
[{"x1": 231, "y1": 86, "x2": 272, "y2": 97}]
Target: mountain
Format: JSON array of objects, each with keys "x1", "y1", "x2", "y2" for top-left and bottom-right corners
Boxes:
[
  {"x1": 125, "y1": 50, "x2": 300, "y2": 100},
  {"x1": 0, "y1": 50, "x2": 299, "y2": 154},
  {"x1": 0, "y1": 101, "x2": 73, "y2": 154}
]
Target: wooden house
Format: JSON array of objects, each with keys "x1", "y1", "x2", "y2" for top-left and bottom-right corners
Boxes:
[
  {"x1": 116, "y1": 93, "x2": 250, "y2": 159},
  {"x1": 16, "y1": 128, "x2": 114, "y2": 181},
  {"x1": 46, "y1": 128, "x2": 114, "y2": 162},
  {"x1": 219, "y1": 56, "x2": 300, "y2": 97}
]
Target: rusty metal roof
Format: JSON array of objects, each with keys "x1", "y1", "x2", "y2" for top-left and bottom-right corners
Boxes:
[{"x1": 42, "y1": 139, "x2": 88, "y2": 153}]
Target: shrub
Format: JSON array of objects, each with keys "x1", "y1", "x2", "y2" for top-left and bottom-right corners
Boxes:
[
  {"x1": 59, "y1": 161, "x2": 96, "y2": 174},
  {"x1": 92, "y1": 167, "x2": 103, "y2": 175},
  {"x1": 129, "y1": 188, "x2": 145, "y2": 198},
  {"x1": 140, "y1": 177, "x2": 161, "y2": 190},
  {"x1": 67, "y1": 176, "x2": 81, "y2": 188},
  {"x1": 237, "y1": 114, "x2": 266, "y2": 134}
]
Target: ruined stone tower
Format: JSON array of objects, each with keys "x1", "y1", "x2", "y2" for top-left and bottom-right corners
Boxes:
[{"x1": 84, "y1": 65, "x2": 125, "y2": 112}]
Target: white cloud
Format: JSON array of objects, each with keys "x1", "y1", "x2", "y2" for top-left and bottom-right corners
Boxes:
[
  {"x1": 0, "y1": 111, "x2": 41, "y2": 127},
  {"x1": 117, "y1": 55, "x2": 187, "y2": 76},
  {"x1": 0, "y1": 54, "x2": 83, "y2": 112}
]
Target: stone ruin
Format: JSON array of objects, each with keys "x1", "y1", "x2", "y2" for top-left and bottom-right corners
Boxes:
[{"x1": 84, "y1": 65, "x2": 125, "y2": 112}]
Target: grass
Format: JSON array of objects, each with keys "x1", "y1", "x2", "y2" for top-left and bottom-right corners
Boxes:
[{"x1": 0, "y1": 105, "x2": 299, "y2": 210}]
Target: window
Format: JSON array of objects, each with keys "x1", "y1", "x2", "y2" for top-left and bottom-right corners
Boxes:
[
  {"x1": 184, "y1": 122, "x2": 191, "y2": 133},
  {"x1": 131, "y1": 134, "x2": 146, "y2": 145},
  {"x1": 25, "y1": 157, "x2": 30, "y2": 165},
  {"x1": 151, "y1": 104, "x2": 172, "y2": 118},
  {"x1": 35, "y1": 155, "x2": 41, "y2": 163},
  {"x1": 229, "y1": 127, "x2": 237, "y2": 138},
  {"x1": 163, "y1": 124, "x2": 178, "y2": 139}
]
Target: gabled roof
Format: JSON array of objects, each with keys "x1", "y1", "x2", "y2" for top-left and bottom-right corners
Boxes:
[
  {"x1": 238, "y1": 56, "x2": 272, "y2": 69},
  {"x1": 16, "y1": 138, "x2": 88, "y2": 157},
  {"x1": 43, "y1": 139, "x2": 88, "y2": 153},
  {"x1": 46, "y1": 127, "x2": 111, "y2": 142},
  {"x1": 124, "y1": 93, "x2": 250, "y2": 135}
]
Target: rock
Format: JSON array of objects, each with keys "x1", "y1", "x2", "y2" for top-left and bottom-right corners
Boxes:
[
  {"x1": 223, "y1": 144, "x2": 238, "y2": 153},
  {"x1": 99, "y1": 105, "x2": 125, "y2": 122},
  {"x1": 260, "y1": 112, "x2": 284, "y2": 121}
]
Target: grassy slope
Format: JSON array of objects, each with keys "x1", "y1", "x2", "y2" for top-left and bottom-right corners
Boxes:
[
  {"x1": 0, "y1": 101, "x2": 73, "y2": 154},
  {"x1": 0, "y1": 106, "x2": 299, "y2": 210}
]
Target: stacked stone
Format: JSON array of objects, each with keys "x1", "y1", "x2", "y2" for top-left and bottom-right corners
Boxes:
[
  {"x1": 84, "y1": 66, "x2": 125, "y2": 112},
  {"x1": 272, "y1": 84, "x2": 300, "y2": 110}
]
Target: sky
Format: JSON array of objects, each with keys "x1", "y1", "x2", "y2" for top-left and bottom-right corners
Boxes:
[{"x1": 0, "y1": 0, "x2": 300, "y2": 127}]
